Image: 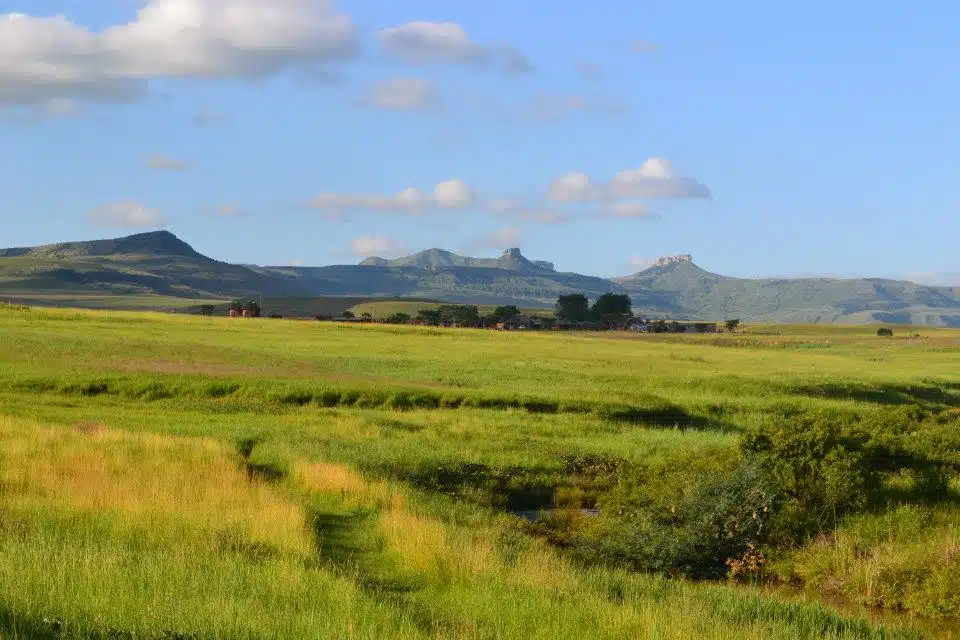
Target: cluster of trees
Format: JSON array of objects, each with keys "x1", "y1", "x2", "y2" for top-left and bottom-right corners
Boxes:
[
  {"x1": 412, "y1": 305, "x2": 522, "y2": 327},
  {"x1": 323, "y1": 294, "x2": 737, "y2": 332},
  {"x1": 555, "y1": 293, "x2": 633, "y2": 325}
]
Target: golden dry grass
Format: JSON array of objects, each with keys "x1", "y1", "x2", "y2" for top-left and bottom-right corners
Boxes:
[{"x1": 0, "y1": 416, "x2": 313, "y2": 557}]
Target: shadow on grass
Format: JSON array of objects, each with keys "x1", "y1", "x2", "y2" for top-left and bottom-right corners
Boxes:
[
  {"x1": 309, "y1": 508, "x2": 421, "y2": 595},
  {"x1": 789, "y1": 382, "x2": 960, "y2": 408},
  {"x1": 235, "y1": 436, "x2": 287, "y2": 483},
  {"x1": 0, "y1": 606, "x2": 198, "y2": 639},
  {"x1": 6, "y1": 375, "x2": 734, "y2": 432}
]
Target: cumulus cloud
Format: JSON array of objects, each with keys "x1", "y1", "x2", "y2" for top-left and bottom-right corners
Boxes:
[
  {"x1": 377, "y1": 21, "x2": 531, "y2": 74},
  {"x1": 549, "y1": 159, "x2": 710, "y2": 202},
  {"x1": 350, "y1": 235, "x2": 407, "y2": 257},
  {"x1": 368, "y1": 77, "x2": 439, "y2": 111},
  {"x1": 310, "y1": 179, "x2": 476, "y2": 215},
  {"x1": 85, "y1": 201, "x2": 163, "y2": 228},
  {"x1": 0, "y1": 0, "x2": 358, "y2": 106},
  {"x1": 146, "y1": 154, "x2": 189, "y2": 172}
]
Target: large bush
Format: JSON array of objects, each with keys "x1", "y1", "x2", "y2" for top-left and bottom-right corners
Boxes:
[
  {"x1": 579, "y1": 451, "x2": 777, "y2": 578},
  {"x1": 741, "y1": 414, "x2": 878, "y2": 543}
]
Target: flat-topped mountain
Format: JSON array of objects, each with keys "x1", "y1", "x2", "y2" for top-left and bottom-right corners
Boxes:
[
  {"x1": 1, "y1": 232, "x2": 959, "y2": 325},
  {"x1": 360, "y1": 248, "x2": 556, "y2": 272},
  {"x1": 0, "y1": 231, "x2": 201, "y2": 260}
]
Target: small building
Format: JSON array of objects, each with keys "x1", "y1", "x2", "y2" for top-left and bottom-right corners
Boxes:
[{"x1": 228, "y1": 309, "x2": 240, "y2": 318}]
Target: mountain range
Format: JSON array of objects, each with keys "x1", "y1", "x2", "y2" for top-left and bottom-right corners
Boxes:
[{"x1": 1, "y1": 231, "x2": 958, "y2": 326}]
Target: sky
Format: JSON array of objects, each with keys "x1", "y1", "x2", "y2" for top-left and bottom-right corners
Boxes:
[{"x1": 1, "y1": 0, "x2": 958, "y2": 283}]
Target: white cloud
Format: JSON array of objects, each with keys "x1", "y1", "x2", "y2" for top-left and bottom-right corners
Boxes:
[
  {"x1": 350, "y1": 235, "x2": 407, "y2": 257},
  {"x1": 368, "y1": 77, "x2": 439, "y2": 111},
  {"x1": 310, "y1": 179, "x2": 475, "y2": 215},
  {"x1": 377, "y1": 21, "x2": 531, "y2": 74},
  {"x1": 0, "y1": 0, "x2": 358, "y2": 106},
  {"x1": 85, "y1": 201, "x2": 163, "y2": 228},
  {"x1": 432, "y1": 179, "x2": 475, "y2": 208},
  {"x1": 549, "y1": 158, "x2": 710, "y2": 201},
  {"x1": 146, "y1": 154, "x2": 189, "y2": 172}
]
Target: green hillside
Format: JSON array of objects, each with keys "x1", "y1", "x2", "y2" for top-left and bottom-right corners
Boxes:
[
  {"x1": 2, "y1": 232, "x2": 959, "y2": 325},
  {"x1": 616, "y1": 257, "x2": 960, "y2": 326},
  {"x1": 0, "y1": 231, "x2": 297, "y2": 300}
]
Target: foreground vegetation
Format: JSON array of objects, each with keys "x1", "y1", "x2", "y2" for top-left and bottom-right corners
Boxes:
[{"x1": 0, "y1": 305, "x2": 958, "y2": 638}]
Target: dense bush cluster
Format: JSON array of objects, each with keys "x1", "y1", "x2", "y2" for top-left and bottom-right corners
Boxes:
[{"x1": 550, "y1": 409, "x2": 956, "y2": 580}]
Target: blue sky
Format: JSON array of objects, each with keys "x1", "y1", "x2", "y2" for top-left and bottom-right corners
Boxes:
[{"x1": 1, "y1": 0, "x2": 958, "y2": 283}]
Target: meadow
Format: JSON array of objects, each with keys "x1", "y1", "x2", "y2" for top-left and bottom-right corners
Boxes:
[{"x1": 0, "y1": 304, "x2": 958, "y2": 639}]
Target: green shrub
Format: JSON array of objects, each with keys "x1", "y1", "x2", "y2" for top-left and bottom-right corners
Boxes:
[
  {"x1": 741, "y1": 414, "x2": 879, "y2": 542},
  {"x1": 582, "y1": 451, "x2": 776, "y2": 578}
]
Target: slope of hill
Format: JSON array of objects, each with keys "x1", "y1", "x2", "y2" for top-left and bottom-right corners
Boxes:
[
  {"x1": 0, "y1": 231, "x2": 296, "y2": 299},
  {"x1": 2, "y1": 232, "x2": 959, "y2": 324},
  {"x1": 615, "y1": 256, "x2": 960, "y2": 325}
]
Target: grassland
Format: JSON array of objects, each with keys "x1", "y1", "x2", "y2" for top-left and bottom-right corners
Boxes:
[
  {"x1": 0, "y1": 305, "x2": 957, "y2": 639},
  {"x1": 0, "y1": 292, "x2": 227, "y2": 311}
]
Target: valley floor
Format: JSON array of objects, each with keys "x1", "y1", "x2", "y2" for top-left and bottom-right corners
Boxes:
[{"x1": 0, "y1": 306, "x2": 958, "y2": 639}]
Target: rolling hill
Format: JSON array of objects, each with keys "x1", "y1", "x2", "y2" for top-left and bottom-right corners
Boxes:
[
  {"x1": 1, "y1": 231, "x2": 959, "y2": 325},
  {"x1": 615, "y1": 256, "x2": 960, "y2": 326}
]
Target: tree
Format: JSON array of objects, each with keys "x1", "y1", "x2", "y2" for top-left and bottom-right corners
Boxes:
[
  {"x1": 360, "y1": 312, "x2": 374, "y2": 323},
  {"x1": 387, "y1": 313, "x2": 411, "y2": 325},
  {"x1": 417, "y1": 309, "x2": 441, "y2": 326},
  {"x1": 438, "y1": 304, "x2": 480, "y2": 327},
  {"x1": 243, "y1": 301, "x2": 261, "y2": 318},
  {"x1": 555, "y1": 294, "x2": 590, "y2": 322},
  {"x1": 198, "y1": 305, "x2": 216, "y2": 316},
  {"x1": 592, "y1": 294, "x2": 634, "y2": 330},
  {"x1": 591, "y1": 293, "x2": 633, "y2": 322},
  {"x1": 877, "y1": 328, "x2": 894, "y2": 337},
  {"x1": 492, "y1": 305, "x2": 521, "y2": 322},
  {"x1": 725, "y1": 319, "x2": 741, "y2": 333},
  {"x1": 341, "y1": 310, "x2": 355, "y2": 320}
]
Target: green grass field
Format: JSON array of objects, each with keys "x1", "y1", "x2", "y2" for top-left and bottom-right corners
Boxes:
[{"x1": 0, "y1": 305, "x2": 958, "y2": 639}]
